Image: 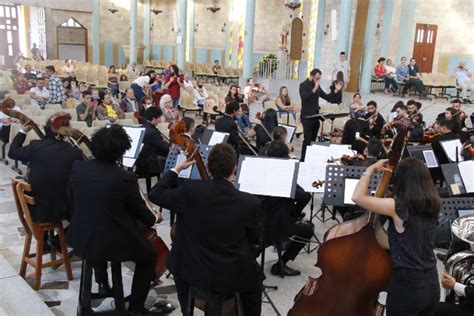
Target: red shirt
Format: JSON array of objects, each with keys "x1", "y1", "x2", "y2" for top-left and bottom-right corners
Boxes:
[
  {"x1": 374, "y1": 64, "x2": 387, "y2": 78},
  {"x1": 164, "y1": 75, "x2": 183, "y2": 99}
]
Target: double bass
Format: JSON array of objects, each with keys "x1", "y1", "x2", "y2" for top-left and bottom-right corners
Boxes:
[
  {"x1": 289, "y1": 122, "x2": 411, "y2": 316},
  {"x1": 56, "y1": 124, "x2": 170, "y2": 279}
]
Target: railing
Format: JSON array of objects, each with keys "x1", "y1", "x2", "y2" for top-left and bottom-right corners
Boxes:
[{"x1": 255, "y1": 58, "x2": 309, "y2": 80}]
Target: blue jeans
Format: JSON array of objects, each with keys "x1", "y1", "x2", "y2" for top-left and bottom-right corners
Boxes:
[
  {"x1": 278, "y1": 110, "x2": 296, "y2": 122},
  {"x1": 131, "y1": 83, "x2": 145, "y2": 104},
  {"x1": 236, "y1": 114, "x2": 252, "y2": 132},
  {"x1": 172, "y1": 98, "x2": 180, "y2": 109}
]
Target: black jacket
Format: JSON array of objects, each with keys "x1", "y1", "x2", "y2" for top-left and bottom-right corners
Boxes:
[
  {"x1": 364, "y1": 112, "x2": 386, "y2": 139},
  {"x1": 148, "y1": 171, "x2": 262, "y2": 293},
  {"x1": 215, "y1": 115, "x2": 240, "y2": 149},
  {"x1": 431, "y1": 132, "x2": 461, "y2": 165},
  {"x1": 8, "y1": 132, "x2": 83, "y2": 222},
  {"x1": 67, "y1": 160, "x2": 156, "y2": 262},
  {"x1": 299, "y1": 79, "x2": 338, "y2": 119},
  {"x1": 135, "y1": 121, "x2": 170, "y2": 176}
]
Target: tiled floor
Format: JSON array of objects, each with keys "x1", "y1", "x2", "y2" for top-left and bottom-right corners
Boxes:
[{"x1": 0, "y1": 91, "x2": 470, "y2": 315}]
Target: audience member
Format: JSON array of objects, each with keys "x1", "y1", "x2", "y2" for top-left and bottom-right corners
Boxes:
[
  {"x1": 160, "y1": 94, "x2": 182, "y2": 124},
  {"x1": 107, "y1": 65, "x2": 119, "y2": 97},
  {"x1": 14, "y1": 74, "x2": 29, "y2": 95},
  {"x1": 131, "y1": 70, "x2": 155, "y2": 104},
  {"x1": 120, "y1": 88, "x2": 138, "y2": 113},
  {"x1": 406, "y1": 58, "x2": 426, "y2": 96},
  {"x1": 29, "y1": 77, "x2": 50, "y2": 109},
  {"x1": 127, "y1": 61, "x2": 140, "y2": 77},
  {"x1": 225, "y1": 85, "x2": 244, "y2": 104},
  {"x1": 45, "y1": 65, "x2": 66, "y2": 105},
  {"x1": 374, "y1": 57, "x2": 398, "y2": 94},
  {"x1": 350, "y1": 92, "x2": 366, "y2": 118},
  {"x1": 247, "y1": 85, "x2": 269, "y2": 121},
  {"x1": 332, "y1": 51, "x2": 350, "y2": 86},
  {"x1": 23, "y1": 64, "x2": 37, "y2": 81},
  {"x1": 182, "y1": 74, "x2": 194, "y2": 93},
  {"x1": 451, "y1": 61, "x2": 473, "y2": 103},
  {"x1": 275, "y1": 86, "x2": 297, "y2": 121},
  {"x1": 96, "y1": 93, "x2": 125, "y2": 122},
  {"x1": 76, "y1": 91, "x2": 96, "y2": 127},
  {"x1": 164, "y1": 64, "x2": 183, "y2": 108}
]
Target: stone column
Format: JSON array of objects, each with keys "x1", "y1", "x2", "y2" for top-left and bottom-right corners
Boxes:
[
  {"x1": 242, "y1": 0, "x2": 256, "y2": 79},
  {"x1": 92, "y1": 0, "x2": 100, "y2": 64},
  {"x1": 186, "y1": 0, "x2": 195, "y2": 63},
  {"x1": 359, "y1": 0, "x2": 380, "y2": 93},
  {"x1": 380, "y1": 0, "x2": 394, "y2": 58},
  {"x1": 396, "y1": 0, "x2": 417, "y2": 61},
  {"x1": 130, "y1": 0, "x2": 137, "y2": 63},
  {"x1": 176, "y1": 0, "x2": 187, "y2": 70},
  {"x1": 336, "y1": 0, "x2": 353, "y2": 55},
  {"x1": 143, "y1": 0, "x2": 151, "y2": 61},
  {"x1": 314, "y1": 0, "x2": 326, "y2": 68}
]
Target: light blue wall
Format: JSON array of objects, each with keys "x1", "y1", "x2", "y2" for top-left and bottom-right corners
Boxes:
[
  {"x1": 152, "y1": 44, "x2": 161, "y2": 60},
  {"x1": 118, "y1": 46, "x2": 126, "y2": 64},
  {"x1": 196, "y1": 48, "x2": 207, "y2": 64},
  {"x1": 210, "y1": 49, "x2": 223, "y2": 64},
  {"x1": 447, "y1": 56, "x2": 474, "y2": 74},
  {"x1": 104, "y1": 42, "x2": 113, "y2": 66},
  {"x1": 163, "y1": 45, "x2": 173, "y2": 61}
]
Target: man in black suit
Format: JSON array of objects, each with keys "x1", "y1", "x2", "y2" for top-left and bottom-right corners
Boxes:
[
  {"x1": 149, "y1": 143, "x2": 263, "y2": 316},
  {"x1": 299, "y1": 68, "x2": 342, "y2": 161},
  {"x1": 352, "y1": 138, "x2": 383, "y2": 167},
  {"x1": 68, "y1": 125, "x2": 161, "y2": 316},
  {"x1": 135, "y1": 106, "x2": 170, "y2": 191},
  {"x1": 365, "y1": 100, "x2": 385, "y2": 139},
  {"x1": 8, "y1": 113, "x2": 83, "y2": 223},
  {"x1": 431, "y1": 119, "x2": 462, "y2": 165},
  {"x1": 215, "y1": 101, "x2": 241, "y2": 151}
]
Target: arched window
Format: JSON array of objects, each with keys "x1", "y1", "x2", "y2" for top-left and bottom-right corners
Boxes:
[{"x1": 60, "y1": 18, "x2": 82, "y2": 28}]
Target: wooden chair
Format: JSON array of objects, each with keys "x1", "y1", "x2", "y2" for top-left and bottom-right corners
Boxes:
[{"x1": 11, "y1": 178, "x2": 73, "y2": 290}]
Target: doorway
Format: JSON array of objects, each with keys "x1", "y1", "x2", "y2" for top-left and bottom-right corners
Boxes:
[
  {"x1": 412, "y1": 23, "x2": 437, "y2": 73},
  {"x1": 0, "y1": 4, "x2": 20, "y2": 67},
  {"x1": 56, "y1": 17, "x2": 88, "y2": 61}
]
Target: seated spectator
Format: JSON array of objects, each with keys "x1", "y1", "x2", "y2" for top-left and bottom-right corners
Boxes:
[
  {"x1": 160, "y1": 94, "x2": 182, "y2": 125},
  {"x1": 247, "y1": 85, "x2": 268, "y2": 122},
  {"x1": 118, "y1": 62, "x2": 128, "y2": 77},
  {"x1": 68, "y1": 82, "x2": 81, "y2": 108},
  {"x1": 76, "y1": 91, "x2": 96, "y2": 127},
  {"x1": 136, "y1": 96, "x2": 153, "y2": 124},
  {"x1": 120, "y1": 88, "x2": 138, "y2": 113},
  {"x1": 29, "y1": 77, "x2": 50, "y2": 109},
  {"x1": 451, "y1": 61, "x2": 473, "y2": 103},
  {"x1": 374, "y1": 57, "x2": 398, "y2": 94},
  {"x1": 212, "y1": 59, "x2": 222, "y2": 75},
  {"x1": 23, "y1": 64, "x2": 37, "y2": 81},
  {"x1": 193, "y1": 79, "x2": 214, "y2": 122},
  {"x1": 62, "y1": 59, "x2": 75, "y2": 85},
  {"x1": 273, "y1": 86, "x2": 296, "y2": 122},
  {"x1": 329, "y1": 72, "x2": 344, "y2": 104},
  {"x1": 119, "y1": 74, "x2": 128, "y2": 81},
  {"x1": 107, "y1": 65, "x2": 119, "y2": 97},
  {"x1": 350, "y1": 92, "x2": 366, "y2": 118},
  {"x1": 127, "y1": 61, "x2": 140, "y2": 77},
  {"x1": 385, "y1": 59, "x2": 397, "y2": 79},
  {"x1": 406, "y1": 57, "x2": 426, "y2": 96},
  {"x1": 96, "y1": 93, "x2": 125, "y2": 122},
  {"x1": 225, "y1": 85, "x2": 244, "y2": 104},
  {"x1": 243, "y1": 78, "x2": 256, "y2": 100},
  {"x1": 14, "y1": 74, "x2": 29, "y2": 95},
  {"x1": 183, "y1": 74, "x2": 194, "y2": 93}
]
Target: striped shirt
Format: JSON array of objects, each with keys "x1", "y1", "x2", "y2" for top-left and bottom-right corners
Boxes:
[
  {"x1": 388, "y1": 199, "x2": 437, "y2": 270},
  {"x1": 48, "y1": 75, "x2": 66, "y2": 104}
]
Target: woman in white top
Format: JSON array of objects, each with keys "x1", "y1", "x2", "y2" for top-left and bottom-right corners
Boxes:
[{"x1": 131, "y1": 70, "x2": 155, "y2": 103}]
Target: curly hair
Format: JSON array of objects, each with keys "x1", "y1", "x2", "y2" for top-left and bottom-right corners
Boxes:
[
  {"x1": 91, "y1": 125, "x2": 131, "y2": 163},
  {"x1": 207, "y1": 143, "x2": 237, "y2": 179}
]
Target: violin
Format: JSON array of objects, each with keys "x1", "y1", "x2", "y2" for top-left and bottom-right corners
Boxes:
[
  {"x1": 1, "y1": 100, "x2": 45, "y2": 139},
  {"x1": 312, "y1": 180, "x2": 325, "y2": 188},
  {"x1": 289, "y1": 121, "x2": 412, "y2": 316},
  {"x1": 423, "y1": 131, "x2": 442, "y2": 143},
  {"x1": 340, "y1": 154, "x2": 366, "y2": 165},
  {"x1": 464, "y1": 142, "x2": 474, "y2": 158}
]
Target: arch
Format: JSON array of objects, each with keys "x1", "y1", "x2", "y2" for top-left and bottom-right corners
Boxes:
[
  {"x1": 290, "y1": 18, "x2": 303, "y2": 61},
  {"x1": 56, "y1": 17, "x2": 88, "y2": 61}
]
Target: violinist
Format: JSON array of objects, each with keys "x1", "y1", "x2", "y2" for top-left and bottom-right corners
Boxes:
[
  {"x1": 148, "y1": 143, "x2": 263, "y2": 316},
  {"x1": 215, "y1": 101, "x2": 241, "y2": 151},
  {"x1": 341, "y1": 111, "x2": 371, "y2": 154},
  {"x1": 351, "y1": 138, "x2": 383, "y2": 167},
  {"x1": 407, "y1": 100, "x2": 424, "y2": 141},
  {"x1": 254, "y1": 108, "x2": 278, "y2": 150},
  {"x1": 364, "y1": 100, "x2": 385, "y2": 139},
  {"x1": 259, "y1": 126, "x2": 294, "y2": 156},
  {"x1": 135, "y1": 107, "x2": 170, "y2": 192},
  {"x1": 431, "y1": 119, "x2": 462, "y2": 165},
  {"x1": 451, "y1": 99, "x2": 467, "y2": 131},
  {"x1": 382, "y1": 104, "x2": 409, "y2": 137},
  {"x1": 352, "y1": 158, "x2": 441, "y2": 315},
  {"x1": 263, "y1": 140, "x2": 313, "y2": 276},
  {"x1": 68, "y1": 125, "x2": 163, "y2": 315}
]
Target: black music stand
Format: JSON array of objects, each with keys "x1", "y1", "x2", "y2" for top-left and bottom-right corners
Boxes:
[
  {"x1": 406, "y1": 144, "x2": 439, "y2": 168},
  {"x1": 164, "y1": 144, "x2": 212, "y2": 179}
]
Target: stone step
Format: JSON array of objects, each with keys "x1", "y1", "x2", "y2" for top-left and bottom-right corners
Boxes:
[{"x1": 0, "y1": 254, "x2": 53, "y2": 315}]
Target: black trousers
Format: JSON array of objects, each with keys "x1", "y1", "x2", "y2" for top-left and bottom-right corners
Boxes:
[
  {"x1": 92, "y1": 251, "x2": 156, "y2": 311},
  {"x1": 301, "y1": 117, "x2": 320, "y2": 161},
  {"x1": 383, "y1": 76, "x2": 399, "y2": 92},
  {"x1": 386, "y1": 267, "x2": 440, "y2": 316},
  {"x1": 435, "y1": 302, "x2": 472, "y2": 316},
  {"x1": 292, "y1": 186, "x2": 311, "y2": 219},
  {"x1": 281, "y1": 222, "x2": 314, "y2": 262},
  {"x1": 174, "y1": 276, "x2": 262, "y2": 316}
]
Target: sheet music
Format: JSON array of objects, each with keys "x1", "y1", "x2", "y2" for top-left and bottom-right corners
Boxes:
[
  {"x1": 122, "y1": 157, "x2": 136, "y2": 168},
  {"x1": 329, "y1": 144, "x2": 354, "y2": 160},
  {"x1": 238, "y1": 157, "x2": 297, "y2": 198},
  {"x1": 343, "y1": 179, "x2": 359, "y2": 205},
  {"x1": 440, "y1": 139, "x2": 465, "y2": 163},
  {"x1": 208, "y1": 131, "x2": 229, "y2": 146},
  {"x1": 122, "y1": 126, "x2": 145, "y2": 159},
  {"x1": 279, "y1": 124, "x2": 296, "y2": 143},
  {"x1": 458, "y1": 161, "x2": 474, "y2": 193},
  {"x1": 176, "y1": 154, "x2": 192, "y2": 178},
  {"x1": 297, "y1": 162, "x2": 326, "y2": 193},
  {"x1": 305, "y1": 145, "x2": 331, "y2": 163}
]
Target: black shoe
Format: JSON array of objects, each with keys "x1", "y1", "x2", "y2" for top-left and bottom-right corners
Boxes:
[
  {"x1": 270, "y1": 262, "x2": 301, "y2": 276},
  {"x1": 153, "y1": 300, "x2": 176, "y2": 314},
  {"x1": 128, "y1": 307, "x2": 164, "y2": 316},
  {"x1": 98, "y1": 282, "x2": 111, "y2": 296},
  {"x1": 297, "y1": 212, "x2": 306, "y2": 222},
  {"x1": 436, "y1": 253, "x2": 447, "y2": 262}
]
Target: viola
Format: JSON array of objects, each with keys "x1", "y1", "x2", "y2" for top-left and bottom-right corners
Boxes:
[{"x1": 289, "y1": 121, "x2": 411, "y2": 316}]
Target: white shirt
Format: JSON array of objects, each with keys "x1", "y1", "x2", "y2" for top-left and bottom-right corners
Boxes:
[
  {"x1": 0, "y1": 105, "x2": 22, "y2": 127},
  {"x1": 333, "y1": 60, "x2": 351, "y2": 82},
  {"x1": 132, "y1": 76, "x2": 150, "y2": 88},
  {"x1": 455, "y1": 68, "x2": 472, "y2": 85},
  {"x1": 454, "y1": 282, "x2": 467, "y2": 297},
  {"x1": 193, "y1": 87, "x2": 208, "y2": 105},
  {"x1": 183, "y1": 80, "x2": 194, "y2": 92},
  {"x1": 29, "y1": 87, "x2": 50, "y2": 108}
]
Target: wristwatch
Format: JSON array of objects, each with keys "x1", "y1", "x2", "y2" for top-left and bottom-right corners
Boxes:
[{"x1": 362, "y1": 171, "x2": 372, "y2": 177}]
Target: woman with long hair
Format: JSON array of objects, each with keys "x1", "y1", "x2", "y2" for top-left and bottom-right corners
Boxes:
[
  {"x1": 255, "y1": 108, "x2": 278, "y2": 150},
  {"x1": 164, "y1": 64, "x2": 184, "y2": 108},
  {"x1": 352, "y1": 158, "x2": 441, "y2": 316},
  {"x1": 225, "y1": 85, "x2": 244, "y2": 104},
  {"x1": 225, "y1": 85, "x2": 253, "y2": 134},
  {"x1": 275, "y1": 86, "x2": 297, "y2": 122},
  {"x1": 107, "y1": 65, "x2": 119, "y2": 97},
  {"x1": 131, "y1": 70, "x2": 155, "y2": 104}
]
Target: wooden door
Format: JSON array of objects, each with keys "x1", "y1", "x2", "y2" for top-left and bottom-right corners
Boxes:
[
  {"x1": 0, "y1": 4, "x2": 20, "y2": 67},
  {"x1": 412, "y1": 23, "x2": 437, "y2": 73}
]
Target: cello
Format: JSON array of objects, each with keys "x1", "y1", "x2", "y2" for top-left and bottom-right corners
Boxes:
[
  {"x1": 289, "y1": 122, "x2": 411, "y2": 316},
  {"x1": 1, "y1": 99, "x2": 45, "y2": 139},
  {"x1": 56, "y1": 124, "x2": 170, "y2": 280}
]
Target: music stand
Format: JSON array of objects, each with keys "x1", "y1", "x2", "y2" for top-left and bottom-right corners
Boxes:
[
  {"x1": 406, "y1": 144, "x2": 439, "y2": 168},
  {"x1": 164, "y1": 144, "x2": 212, "y2": 180}
]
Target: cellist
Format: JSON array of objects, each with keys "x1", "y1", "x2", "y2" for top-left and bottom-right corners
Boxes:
[{"x1": 352, "y1": 158, "x2": 441, "y2": 315}]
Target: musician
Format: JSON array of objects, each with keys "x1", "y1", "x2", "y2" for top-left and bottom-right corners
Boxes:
[
  {"x1": 8, "y1": 112, "x2": 83, "y2": 223},
  {"x1": 451, "y1": 99, "x2": 467, "y2": 131},
  {"x1": 215, "y1": 101, "x2": 241, "y2": 151},
  {"x1": 135, "y1": 107, "x2": 170, "y2": 191},
  {"x1": 148, "y1": 143, "x2": 263, "y2": 315},
  {"x1": 352, "y1": 138, "x2": 383, "y2": 167},
  {"x1": 437, "y1": 106, "x2": 463, "y2": 136},
  {"x1": 382, "y1": 104, "x2": 408, "y2": 136},
  {"x1": 436, "y1": 272, "x2": 474, "y2": 316},
  {"x1": 255, "y1": 108, "x2": 278, "y2": 150},
  {"x1": 68, "y1": 125, "x2": 162, "y2": 315},
  {"x1": 259, "y1": 126, "x2": 294, "y2": 156},
  {"x1": 0, "y1": 97, "x2": 21, "y2": 127},
  {"x1": 364, "y1": 100, "x2": 385, "y2": 139},
  {"x1": 407, "y1": 100, "x2": 424, "y2": 141},
  {"x1": 299, "y1": 68, "x2": 342, "y2": 161},
  {"x1": 342, "y1": 115, "x2": 371, "y2": 154},
  {"x1": 431, "y1": 119, "x2": 462, "y2": 164},
  {"x1": 352, "y1": 158, "x2": 441, "y2": 315}
]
